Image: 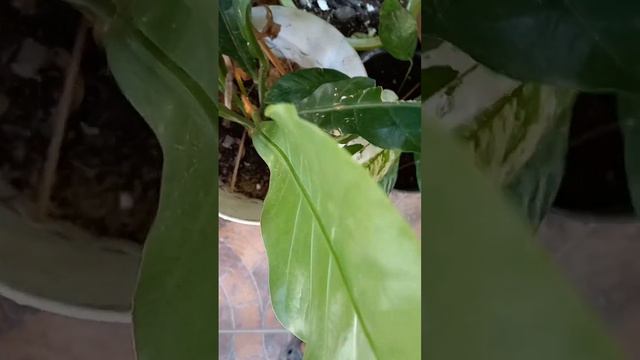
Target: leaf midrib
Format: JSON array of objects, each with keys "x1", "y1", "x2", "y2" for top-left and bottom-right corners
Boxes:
[
  {"x1": 299, "y1": 101, "x2": 419, "y2": 115},
  {"x1": 258, "y1": 127, "x2": 380, "y2": 359}
]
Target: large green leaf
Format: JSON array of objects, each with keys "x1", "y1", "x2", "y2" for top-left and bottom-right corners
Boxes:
[
  {"x1": 253, "y1": 104, "x2": 420, "y2": 359},
  {"x1": 423, "y1": 40, "x2": 576, "y2": 224},
  {"x1": 619, "y1": 95, "x2": 640, "y2": 215},
  {"x1": 265, "y1": 68, "x2": 349, "y2": 104},
  {"x1": 379, "y1": 0, "x2": 418, "y2": 61},
  {"x1": 424, "y1": 0, "x2": 640, "y2": 93},
  {"x1": 424, "y1": 121, "x2": 624, "y2": 360},
  {"x1": 63, "y1": 1, "x2": 217, "y2": 359},
  {"x1": 296, "y1": 78, "x2": 421, "y2": 152}
]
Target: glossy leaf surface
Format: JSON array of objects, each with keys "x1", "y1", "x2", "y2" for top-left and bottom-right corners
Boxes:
[
  {"x1": 296, "y1": 78, "x2": 421, "y2": 152},
  {"x1": 253, "y1": 104, "x2": 420, "y2": 359},
  {"x1": 266, "y1": 68, "x2": 349, "y2": 104}
]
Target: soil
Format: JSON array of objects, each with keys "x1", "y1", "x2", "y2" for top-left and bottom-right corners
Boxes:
[
  {"x1": 363, "y1": 49, "x2": 420, "y2": 100},
  {"x1": 394, "y1": 152, "x2": 419, "y2": 191},
  {"x1": 0, "y1": 0, "x2": 162, "y2": 243},
  {"x1": 553, "y1": 93, "x2": 633, "y2": 216},
  {"x1": 219, "y1": 121, "x2": 270, "y2": 199},
  {"x1": 292, "y1": 0, "x2": 383, "y2": 37}
]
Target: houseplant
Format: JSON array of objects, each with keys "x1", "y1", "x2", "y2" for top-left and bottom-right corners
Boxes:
[
  {"x1": 19, "y1": 0, "x2": 421, "y2": 359},
  {"x1": 0, "y1": 0, "x2": 156, "y2": 323},
  {"x1": 219, "y1": 1, "x2": 421, "y2": 358}
]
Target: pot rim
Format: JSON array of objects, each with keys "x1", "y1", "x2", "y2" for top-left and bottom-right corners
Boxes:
[
  {"x1": 0, "y1": 282, "x2": 131, "y2": 323},
  {"x1": 218, "y1": 211, "x2": 261, "y2": 226}
]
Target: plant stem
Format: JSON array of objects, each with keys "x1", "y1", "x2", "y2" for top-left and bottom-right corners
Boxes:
[
  {"x1": 230, "y1": 129, "x2": 247, "y2": 192},
  {"x1": 36, "y1": 18, "x2": 88, "y2": 220},
  {"x1": 219, "y1": 107, "x2": 254, "y2": 129}
]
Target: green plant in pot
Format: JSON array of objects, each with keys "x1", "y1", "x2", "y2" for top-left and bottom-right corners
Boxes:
[
  {"x1": 37, "y1": 0, "x2": 422, "y2": 359},
  {"x1": 423, "y1": 1, "x2": 640, "y2": 359},
  {"x1": 219, "y1": 1, "x2": 421, "y2": 358}
]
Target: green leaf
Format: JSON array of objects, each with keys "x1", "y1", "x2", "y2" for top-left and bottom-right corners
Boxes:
[
  {"x1": 296, "y1": 78, "x2": 421, "y2": 152},
  {"x1": 619, "y1": 95, "x2": 640, "y2": 215},
  {"x1": 103, "y1": 18, "x2": 216, "y2": 360},
  {"x1": 343, "y1": 143, "x2": 365, "y2": 155},
  {"x1": 423, "y1": 41, "x2": 576, "y2": 224},
  {"x1": 220, "y1": 0, "x2": 260, "y2": 77},
  {"x1": 363, "y1": 148, "x2": 401, "y2": 184},
  {"x1": 253, "y1": 104, "x2": 420, "y2": 359},
  {"x1": 424, "y1": 121, "x2": 625, "y2": 360},
  {"x1": 507, "y1": 113, "x2": 571, "y2": 227},
  {"x1": 62, "y1": 1, "x2": 217, "y2": 359},
  {"x1": 424, "y1": 0, "x2": 640, "y2": 93},
  {"x1": 120, "y1": 0, "x2": 217, "y2": 96},
  {"x1": 379, "y1": 0, "x2": 418, "y2": 61},
  {"x1": 455, "y1": 84, "x2": 575, "y2": 189},
  {"x1": 376, "y1": 152, "x2": 400, "y2": 194},
  {"x1": 421, "y1": 65, "x2": 458, "y2": 100},
  {"x1": 265, "y1": 68, "x2": 349, "y2": 104}
]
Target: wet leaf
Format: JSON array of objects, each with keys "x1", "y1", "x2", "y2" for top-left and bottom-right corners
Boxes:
[
  {"x1": 265, "y1": 68, "x2": 349, "y2": 104},
  {"x1": 296, "y1": 78, "x2": 421, "y2": 152}
]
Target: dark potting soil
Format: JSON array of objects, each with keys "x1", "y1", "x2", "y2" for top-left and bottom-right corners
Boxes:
[
  {"x1": 553, "y1": 93, "x2": 634, "y2": 216},
  {"x1": 394, "y1": 152, "x2": 418, "y2": 191},
  {"x1": 0, "y1": 0, "x2": 162, "y2": 243},
  {"x1": 219, "y1": 121, "x2": 270, "y2": 199},
  {"x1": 293, "y1": 0, "x2": 383, "y2": 37},
  {"x1": 363, "y1": 50, "x2": 420, "y2": 100}
]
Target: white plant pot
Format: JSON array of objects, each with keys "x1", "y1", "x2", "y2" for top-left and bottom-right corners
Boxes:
[
  {"x1": 219, "y1": 5, "x2": 371, "y2": 225},
  {"x1": 0, "y1": 192, "x2": 140, "y2": 322}
]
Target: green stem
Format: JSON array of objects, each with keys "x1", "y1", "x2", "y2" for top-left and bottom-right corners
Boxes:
[
  {"x1": 257, "y1": 64, "x2": 268, "y2": 119},
  {"x1": 219, "y1": 107, "x2": 255, "y2": 129}
]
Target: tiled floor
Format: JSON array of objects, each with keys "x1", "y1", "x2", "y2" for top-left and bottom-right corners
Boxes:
[
  {"x1": 217, "y1": 190, "x2": 422, "y2": 360},
  {"x1": 218, "y1": 219, "x2": 292, "y2": 360}
]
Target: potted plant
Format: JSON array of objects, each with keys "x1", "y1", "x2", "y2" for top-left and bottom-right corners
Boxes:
[
  {"x1": 219, "y1": 1, "x2": 421, "y2": 358},
  {"x1": 0, "y1": 0, "x2": 159, "y2": 323}
]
